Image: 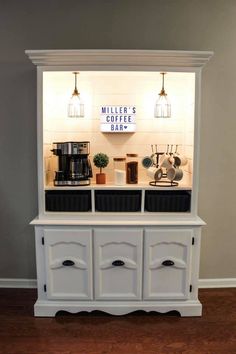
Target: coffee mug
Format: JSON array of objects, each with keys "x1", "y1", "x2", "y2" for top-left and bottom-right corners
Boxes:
[
  {"x1": 167, "y1": 167, "x2": 183, "y2": 181},
  {"x1": 159, "y1": 154, "x2": 173, "y2": 169},
  {"x1": 173, "y1": 154, "x2": 188, "y2": 167},
  {"x1": 147, "y1": 166, "x2": 163, "y2": 181},
  {"x1": 142, "y1": 156, "x2": 153, "y2": 169}
]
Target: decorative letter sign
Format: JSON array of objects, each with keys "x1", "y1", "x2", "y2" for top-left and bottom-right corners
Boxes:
[{"x1": 100, "y1": 106, "x2": 136, "y2": 133}]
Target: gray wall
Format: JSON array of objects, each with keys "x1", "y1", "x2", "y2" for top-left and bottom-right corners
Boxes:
[{"x1": 0, "y1": 0, "x2": 235, "y2": 279}]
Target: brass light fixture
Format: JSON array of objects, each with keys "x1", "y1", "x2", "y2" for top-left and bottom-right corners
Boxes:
[
  {"x1": 68, "y1": 72, "x2": 84, "y2": 117},
  {"x1": 154, "y1": 72, "x2": 171, "y2": 118}
]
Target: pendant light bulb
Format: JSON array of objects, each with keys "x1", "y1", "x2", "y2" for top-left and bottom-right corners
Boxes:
[
  {"x1": 68, "y1": 72, "x2": 84, "y2": 118},
  {"x1": 154, "y1": 72, "x2": 171, "y2": 118}
]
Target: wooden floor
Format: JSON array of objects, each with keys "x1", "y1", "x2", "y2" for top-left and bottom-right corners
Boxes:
[{"x1": 0, "y1": 289, "x2": 235, "y2": 354}]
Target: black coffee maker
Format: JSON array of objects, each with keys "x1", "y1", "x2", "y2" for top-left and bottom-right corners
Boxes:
[{"x1": 51, "y1": 141, "x2": 93, "y2": 186}]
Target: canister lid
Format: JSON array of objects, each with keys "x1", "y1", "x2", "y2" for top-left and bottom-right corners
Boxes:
[
  {"x1": 126, "y1": 153, "x2": 138, "y2": 157},
  {"x1": 113, "y1": 157, "x2": 126, "y2": 161}
]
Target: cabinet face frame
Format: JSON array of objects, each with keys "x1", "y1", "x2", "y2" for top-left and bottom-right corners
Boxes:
[{"x1": 26, "y1": 50, "x2": 213, "y2": 219}]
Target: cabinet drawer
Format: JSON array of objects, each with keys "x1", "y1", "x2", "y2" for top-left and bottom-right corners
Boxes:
[
  {"x1": 144, "y1": 228, "x2": 193, "y2": 300},
  {"x1": 44, "y1": 228, "x2": 92, "y2": 300},
  {"x1": 94, "y1": 228, "x2": 143, "y2": 300}
]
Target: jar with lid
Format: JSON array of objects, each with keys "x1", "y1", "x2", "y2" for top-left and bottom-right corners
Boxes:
[
  {"x1": 113, "y1": 157, "x2": 126, "y2": 185},
  {"x1": 126, "y1": 154, "x2": 138, "y2": 184}
]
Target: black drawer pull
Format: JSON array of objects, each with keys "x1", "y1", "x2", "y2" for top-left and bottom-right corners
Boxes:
[
  {"x1": 62, "y1": 260, "x2": 75, "y2": 266},
  {"x1": 162, "y1": 260, "x2": 174, "y2": 266},
  {"x1": 112, "y1": 260, "x2": 125, "y2": 267}
]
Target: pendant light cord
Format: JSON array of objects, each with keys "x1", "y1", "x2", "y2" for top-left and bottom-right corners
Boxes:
[
  {"x1": 159, "y1": 72, "x2": 167, "y2": 96},
  {"x1": 74, "y1": 72, "x2": 78, "y2": 91},
  {"x1": 73, "y1": 72, "x2": 79, "y2": 95}
]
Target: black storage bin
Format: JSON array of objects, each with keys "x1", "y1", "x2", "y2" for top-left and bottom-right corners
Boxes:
[
  {"x1": 45, "y1": 190, "x2": 92, "y2": 212},
  {"x1": 145, "y1": 190, "x2": 191, "y2": 212},
  {"x1": 95, "y1": 190, "x2": 142, "y2": 212}
]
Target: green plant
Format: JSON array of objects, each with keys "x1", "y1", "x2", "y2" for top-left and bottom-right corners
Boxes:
[{"x1": 93, "y1": 153, "x2": 109, "y2": 174}]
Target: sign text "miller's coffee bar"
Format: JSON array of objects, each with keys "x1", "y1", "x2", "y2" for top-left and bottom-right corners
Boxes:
[{"x1": 100, "y1": 106, "x2": 136, "y2": 133}]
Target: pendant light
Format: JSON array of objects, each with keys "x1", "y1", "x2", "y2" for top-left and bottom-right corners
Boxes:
[
  {"x1": 68, "y1": 72, "x2": 84, "y2": 117},
  {"x1": 154, "y1": 72, "x2": 171, "y2": 118}
]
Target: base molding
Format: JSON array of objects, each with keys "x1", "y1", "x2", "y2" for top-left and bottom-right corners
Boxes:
[
  {"x1": 0, "y1": 278, "x2": 37, "y2": 288},
  {"x1": 34, "y1": 299, "x2": 202, "y2": 317},
  {"x1": 198, "y1": 278, "x2": 236, "y2": 288}
]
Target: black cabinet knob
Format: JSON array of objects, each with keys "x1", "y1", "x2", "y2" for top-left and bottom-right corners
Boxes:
[
  {"x1": 112, "y1": 260, "x2": 125, "y2": 267},
  {"x1": 62, "y1": 260, "x2": 75, "y2": 266},
  {"x1": 162, "y1": 260, "x2": 175, "y2": 266}
]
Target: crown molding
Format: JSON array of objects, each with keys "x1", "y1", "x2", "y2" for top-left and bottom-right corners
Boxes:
[{"x1": 25, "y1": 49, "x2": 213, "y2": 68}]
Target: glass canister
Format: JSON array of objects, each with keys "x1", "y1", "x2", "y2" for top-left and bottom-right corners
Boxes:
[
  {"x1": 126, "y1": 154, "x2": 138, "y2": 184},
  {"x1": 113, "y1": 157, "x2": 126, "y2": 185}
]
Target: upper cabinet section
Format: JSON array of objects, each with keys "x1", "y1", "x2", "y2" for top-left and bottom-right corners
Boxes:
[{"x1": 25, "y1": 50, "x2": 213, "y2": 217}]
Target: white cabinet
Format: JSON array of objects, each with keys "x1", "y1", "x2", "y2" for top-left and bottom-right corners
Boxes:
[
  {"x1": 35, "y1": 225, "x2": 201, "y2": 316},
  {"x1": 94, "y1": 228, "x2": 143, "y2": 300},
  {"x1": 144, "y1": 228, "x2": 193, "y2": 300},
  {"x1": 33, "y1": 225, "x2": 202, "y2": 316},
  {"x1": 44, "y1": 228, "x2": 92, "y2": 300}
]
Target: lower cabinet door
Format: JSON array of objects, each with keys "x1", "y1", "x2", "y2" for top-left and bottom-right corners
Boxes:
[
  {"x1": 144, "y1": 228, "x2": 193, "y2": 300},
  {"x1": 94, "y1": 228, "x2": 143, "y2": 300},
  {"x1": 44, "y1": 228, "x2": 92, "y2": 300}
]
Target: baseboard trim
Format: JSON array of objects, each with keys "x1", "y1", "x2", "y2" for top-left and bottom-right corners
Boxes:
[
  {"x1": 0, "y1": 278, "x2": 37, "y2": 288},
  {"x1": 198, "y1": 278, "x2": 236, "y2": 288},
  {"x1": 0, "y1": 278, "x2": 235, "y2": 289}
]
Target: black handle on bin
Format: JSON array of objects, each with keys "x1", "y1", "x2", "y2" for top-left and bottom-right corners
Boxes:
[
  {"x1": 112, "y1": 260, "x2": 125, "y2": 267},
  {"x1": 62, "y1": 260, "x2": 75, "y2": 266},
  {"x1": 162, "y1": 260, "x2": 175, "y2": 266}
]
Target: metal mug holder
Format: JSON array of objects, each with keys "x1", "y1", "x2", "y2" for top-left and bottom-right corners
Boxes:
[{"x1": 149, "y1": 151, "x2": 179, "y2": 187}]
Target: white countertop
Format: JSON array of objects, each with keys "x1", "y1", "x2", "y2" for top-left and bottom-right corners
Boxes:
[
  {"x1": 30, "y1": 214, "x2": 205, "y2": 226},
  {"x1": 45, "y1": 182, "x2": 192, "y2": 191}
]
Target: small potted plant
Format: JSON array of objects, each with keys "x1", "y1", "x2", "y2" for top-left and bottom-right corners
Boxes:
[{"x1": 93, "y1": 153, "x2": 109, "y2": 184}]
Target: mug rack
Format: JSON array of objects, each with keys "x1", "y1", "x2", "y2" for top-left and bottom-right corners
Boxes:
[
  {"x1": 149, "y1": 177, "x2": 178, "y2": 187},
  {"x1": 148, "y1": 145, "x2": 182, "y2": 187}
]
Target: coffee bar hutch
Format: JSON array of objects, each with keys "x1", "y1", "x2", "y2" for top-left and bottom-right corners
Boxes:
[{"x1": 26, "y1": 50, "x2": 213, "y2": 317}]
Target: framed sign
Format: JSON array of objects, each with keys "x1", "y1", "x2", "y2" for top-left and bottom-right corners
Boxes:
[{"x1": 100, "y1": 106, "x2": 136, "y2": 133}]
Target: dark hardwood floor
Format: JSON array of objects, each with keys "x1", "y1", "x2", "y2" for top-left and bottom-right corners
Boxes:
[{"x1": 0, "y1": 288, "x2": 235, "y2": 354}]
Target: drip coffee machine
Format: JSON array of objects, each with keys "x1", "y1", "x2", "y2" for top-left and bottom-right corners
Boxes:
[{"x1": 51, "y1": 141, "x2": 92, "y2": 186}]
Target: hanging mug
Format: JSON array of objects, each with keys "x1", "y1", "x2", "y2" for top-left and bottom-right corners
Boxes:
[
  {"x1": 173, "y1": 155, "x2": 188, "y2": 167},
  {"x1": 173, "y1": 145, "x2": 188, "y2": 167},
  {"x1": 147, "y1": 166, "x2": 163, "y2": 181},
  {"x1": 160, "y1": 155, "x2": 173, "y2": 169},
  {"x1": 167, "y1": 167, "x2": 183, "y2": 181},
  {"x1": 142, "y1": 156, "x2": 154, "y2": 169}
]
